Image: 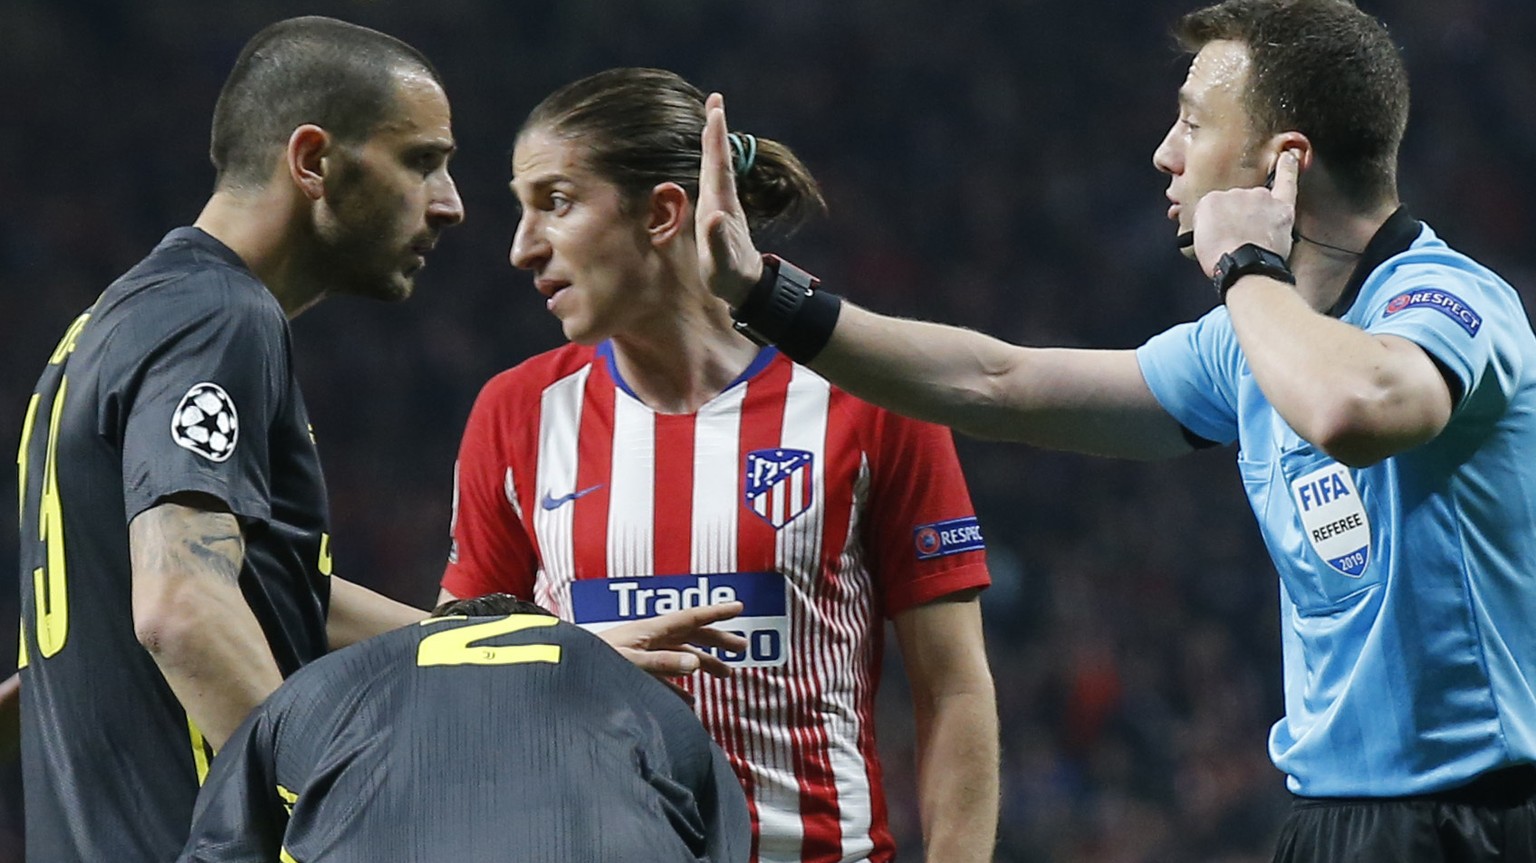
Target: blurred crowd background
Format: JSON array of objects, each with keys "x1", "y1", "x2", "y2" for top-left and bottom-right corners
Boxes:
[{"x1": 3, "y1": 0, "x2": 1533, "y2": 859}]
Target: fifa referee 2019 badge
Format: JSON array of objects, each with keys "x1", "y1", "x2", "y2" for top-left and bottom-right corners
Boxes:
[
  {"x1": 912, "y1": 517, "x2": 986, "y2": 561},
  {"x1": 743, "y1": 448, "x2": 814, "y2": 529},
  {"x1": 1290, "y1": 463, "x2": 1371, "y2": 577},
  {"x1": 170, "y1": 382, "x2": 239, "y2": 462}
]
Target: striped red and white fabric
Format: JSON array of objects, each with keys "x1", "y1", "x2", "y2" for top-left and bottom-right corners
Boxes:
[{"x1": 444, "y1": 342, "x2": 989, "y2": 863}]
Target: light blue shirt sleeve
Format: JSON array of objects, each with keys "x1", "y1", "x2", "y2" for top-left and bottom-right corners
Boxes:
[
  {"x1": 1355, "y1": 253, "x2": 1526, "y2": 414},
  {"x1": 1135, "y1": 308, "x2": 1242, "y2": 446}
]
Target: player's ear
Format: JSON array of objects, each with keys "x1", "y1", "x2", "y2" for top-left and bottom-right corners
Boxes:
[
  {"x1": 646, "y1": 182, "x2": 690, "y2": 248},
  {"x1": 287, "y1": 125, "x2": 331, "y2": 202}
]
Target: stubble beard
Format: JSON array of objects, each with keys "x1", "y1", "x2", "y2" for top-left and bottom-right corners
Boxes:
[{"x1": 317, "y1": 160, "x2": 415, "y2": 303}]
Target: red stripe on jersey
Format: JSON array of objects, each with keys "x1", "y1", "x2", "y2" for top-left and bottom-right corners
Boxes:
[
  {"x1": 572, "y1": 366, "x2": 615, "y2": 581},
  {"x1": 652, "y1": 413, "x2": 695, "y2": 576},
  {"x1": 736, "y1": 359, "x2": 790, "y2": 569},
  {"x1": 735, "y1": 359, "x2": 794, "y2": 862},
  {"x1": 858, "y1": 629, "x2": 894, "y2": 859}
]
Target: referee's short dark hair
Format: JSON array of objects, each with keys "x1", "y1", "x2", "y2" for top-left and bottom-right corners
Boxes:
[
  {"x1": 1177, "y1": 0, "x2": 1410, "y2": 209},
  {"x1": 209, "y1": 16, "x2": 441, "y2": 190}
]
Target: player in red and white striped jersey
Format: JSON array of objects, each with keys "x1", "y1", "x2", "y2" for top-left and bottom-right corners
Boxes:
[{"x1": 439, "y1": 69, "x2": 999, "y2": 863}]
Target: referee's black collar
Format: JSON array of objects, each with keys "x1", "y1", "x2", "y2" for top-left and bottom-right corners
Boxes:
[
  {"x1": 163, "y1": 226, "x2": 253, "y2": 275},
  {"x1": 1324, "y1": 206, "x2": 1422, "y2": 319}
]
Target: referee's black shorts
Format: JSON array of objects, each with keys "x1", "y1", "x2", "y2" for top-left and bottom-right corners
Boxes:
[{"x1": 1273, "y1": 765, "x2": 1536, "y2": 862}]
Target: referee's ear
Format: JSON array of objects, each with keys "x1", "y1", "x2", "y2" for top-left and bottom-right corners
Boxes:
[{"x1": 286, "y1": 124, "x2": 332, "y2": 201}]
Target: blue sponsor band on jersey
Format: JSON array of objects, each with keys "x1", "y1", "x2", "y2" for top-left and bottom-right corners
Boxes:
[
  {"x1": 570, "y1": 571, "x2": 785, "y2": 624},
  {"x1": 1382, "y1": 289, "x2": 1482, "y2": 336},
  {"x1": 912, "y1": 516, "x2": 985, "y2": 560}
]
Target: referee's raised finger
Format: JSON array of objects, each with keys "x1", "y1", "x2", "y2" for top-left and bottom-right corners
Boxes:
[
  {"x1": 1271, "y1": 149, "x2": 1301, "y2": 207},
  {"x1": 701, "y1": 93, "x2": 737, "y2": 206}
]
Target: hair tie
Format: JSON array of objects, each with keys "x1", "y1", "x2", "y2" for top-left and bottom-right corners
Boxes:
[{"x1": 727, "y1": 132, "x2": 757, "y2": 178}]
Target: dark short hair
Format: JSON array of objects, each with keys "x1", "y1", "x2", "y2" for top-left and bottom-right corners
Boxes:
[
  {"x1": 209, "y1": 16, "x2": 441, "y2": 189},
  {"x1": 430, "y1": 593, "x2": 554, "y2": 619},
  {"x1": 521, "y1": 67, "x2": 827, "y2": 234},
  {"x1": 1177, "y1": 0, "x2": 1409, "y2": 207}
]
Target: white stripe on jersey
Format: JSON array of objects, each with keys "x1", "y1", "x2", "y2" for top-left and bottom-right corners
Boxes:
[
  {"x1": 829, "y1": 455, "x2": 876, "y2": 863},
  {"x1": 532, "y1": 365, "x2": 589, "y2": 615},
  {"x1": 693, "y1": 386, "x2": 745, "y2": 574},
  {"x1": 608, "y1": 392, "x2": 655, "y2": 578},
  {"x1": 754, "y1": 366, "x2": 831, "y2": 861}
]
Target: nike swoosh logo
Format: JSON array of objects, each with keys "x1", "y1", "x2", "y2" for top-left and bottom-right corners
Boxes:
[{"x1": 540, "y1": 483, "x2": 604, "y2": 511}]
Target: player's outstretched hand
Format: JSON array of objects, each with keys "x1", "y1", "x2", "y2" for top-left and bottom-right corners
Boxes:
[
  {"x1": 1192, "y1": 149, "x2": 1301, "y2": 276},
  {"x1": 697, "y1": 92, "x2": 765, "y2": 306},
  {"x1": 600, "y1": 601, "x2": 747, "y2": 680}
]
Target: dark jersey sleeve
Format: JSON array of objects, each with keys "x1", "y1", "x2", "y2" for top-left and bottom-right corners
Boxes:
[
  {"x1": 176, "y1": 707, "x2": 288, "y2": 863},
  {"x1": 115, "y1": 272, "x2": 290, "y2": 523},
  {"x1": 702, "y1": 745, "x2": 751, "y2": 863}
]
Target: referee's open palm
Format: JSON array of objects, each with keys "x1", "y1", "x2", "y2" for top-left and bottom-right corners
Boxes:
[{"x1": 697, "y1": 92, "x2": 764, "y2": 307}]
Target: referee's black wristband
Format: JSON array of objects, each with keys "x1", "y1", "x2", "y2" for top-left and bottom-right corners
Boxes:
[{"x1": 730, "y1": 254, "x2": 842, "y2": 364}]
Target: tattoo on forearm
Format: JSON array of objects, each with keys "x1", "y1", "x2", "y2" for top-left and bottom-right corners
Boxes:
[
  {"x1": 184, "y1": 529, "x2": 244, "y2": 584},
  {"x1": 132, "y1": 504, "x2": 246, "y2": 586}
]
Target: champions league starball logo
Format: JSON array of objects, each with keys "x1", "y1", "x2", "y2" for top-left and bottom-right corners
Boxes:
[{"x1": 170, "y1": 382, "x2": 239, "y2": 462}]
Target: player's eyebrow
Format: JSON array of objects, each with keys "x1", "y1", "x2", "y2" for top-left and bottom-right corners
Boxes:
[
  {"x1": 510, "y1": 173, "x2": 574, "y2": 194},
  {"x1": 407, "y1": 139, "x2": 457, "y2": 159}
]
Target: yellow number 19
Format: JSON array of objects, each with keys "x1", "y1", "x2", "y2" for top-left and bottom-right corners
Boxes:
[
  {"x1": 27, "y1": 379, "x2": 72, "y2": 659},
  {"x1": 18, "y1": 313, "x2": 96, "y2": 663}
]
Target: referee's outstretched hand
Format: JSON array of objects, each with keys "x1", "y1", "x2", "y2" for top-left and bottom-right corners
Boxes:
[
  {"x1": 601, "y1": 600, "x2": 748, "y2": 681},
  {"x1": 697, "y1": 92, "x2": 764, "y2": 307}
]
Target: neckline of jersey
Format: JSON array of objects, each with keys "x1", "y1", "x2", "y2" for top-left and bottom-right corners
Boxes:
[{"x1": 596, "y1": 340, "x2": 781, "y2": 413}]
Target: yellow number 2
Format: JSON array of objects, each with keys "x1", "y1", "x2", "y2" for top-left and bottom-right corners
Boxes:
[{"x1": 416, "y1": 614, "x2": 562, "y2": 668}]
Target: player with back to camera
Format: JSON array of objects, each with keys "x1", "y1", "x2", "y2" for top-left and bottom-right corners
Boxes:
[
  {"x1": 178, "y1": 593, "x2": 751, "y2": 863},
  {"x1": 12, "y1": 19, "x2": 742, "y2": 863},
  {"x1": 695, "y1": 0, "x2": 1536, "y2": 860},
  {"x1": 439, "y1": 67, "x2": 1000, "y2": 863}
]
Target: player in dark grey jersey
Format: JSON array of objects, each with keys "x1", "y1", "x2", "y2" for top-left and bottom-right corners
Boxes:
[
  {"x1": 14, "y1": 16, "x2": 742, "y2": 863},
  {"x1": 179, "y1": 595, "x2": 749, "y2": 863}
]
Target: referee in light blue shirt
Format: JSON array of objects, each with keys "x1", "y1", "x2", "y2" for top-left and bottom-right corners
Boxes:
[
  {"x1": 1139, "y1": 206, "x2": 1536, "y2": 805},
  {"x1": 697, "y1": 1, "x2": 1536, "y2": 858}
]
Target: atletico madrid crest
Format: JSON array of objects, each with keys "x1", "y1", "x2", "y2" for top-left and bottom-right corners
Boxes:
[{"x1": 744, "y1": 448, "x2": 814, "y2": 529}]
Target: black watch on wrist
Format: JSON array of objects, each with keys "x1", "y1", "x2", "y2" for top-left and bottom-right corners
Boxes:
[
  {"x1": 729, "y1": 254, "x2": 842, "y2": 364},
  {"x1": 730, "y1": 254, "x2": 817, "y2": 347},
  {"x1": 1211, "y1": 243, "x2": 1295, "y2": 302}
]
